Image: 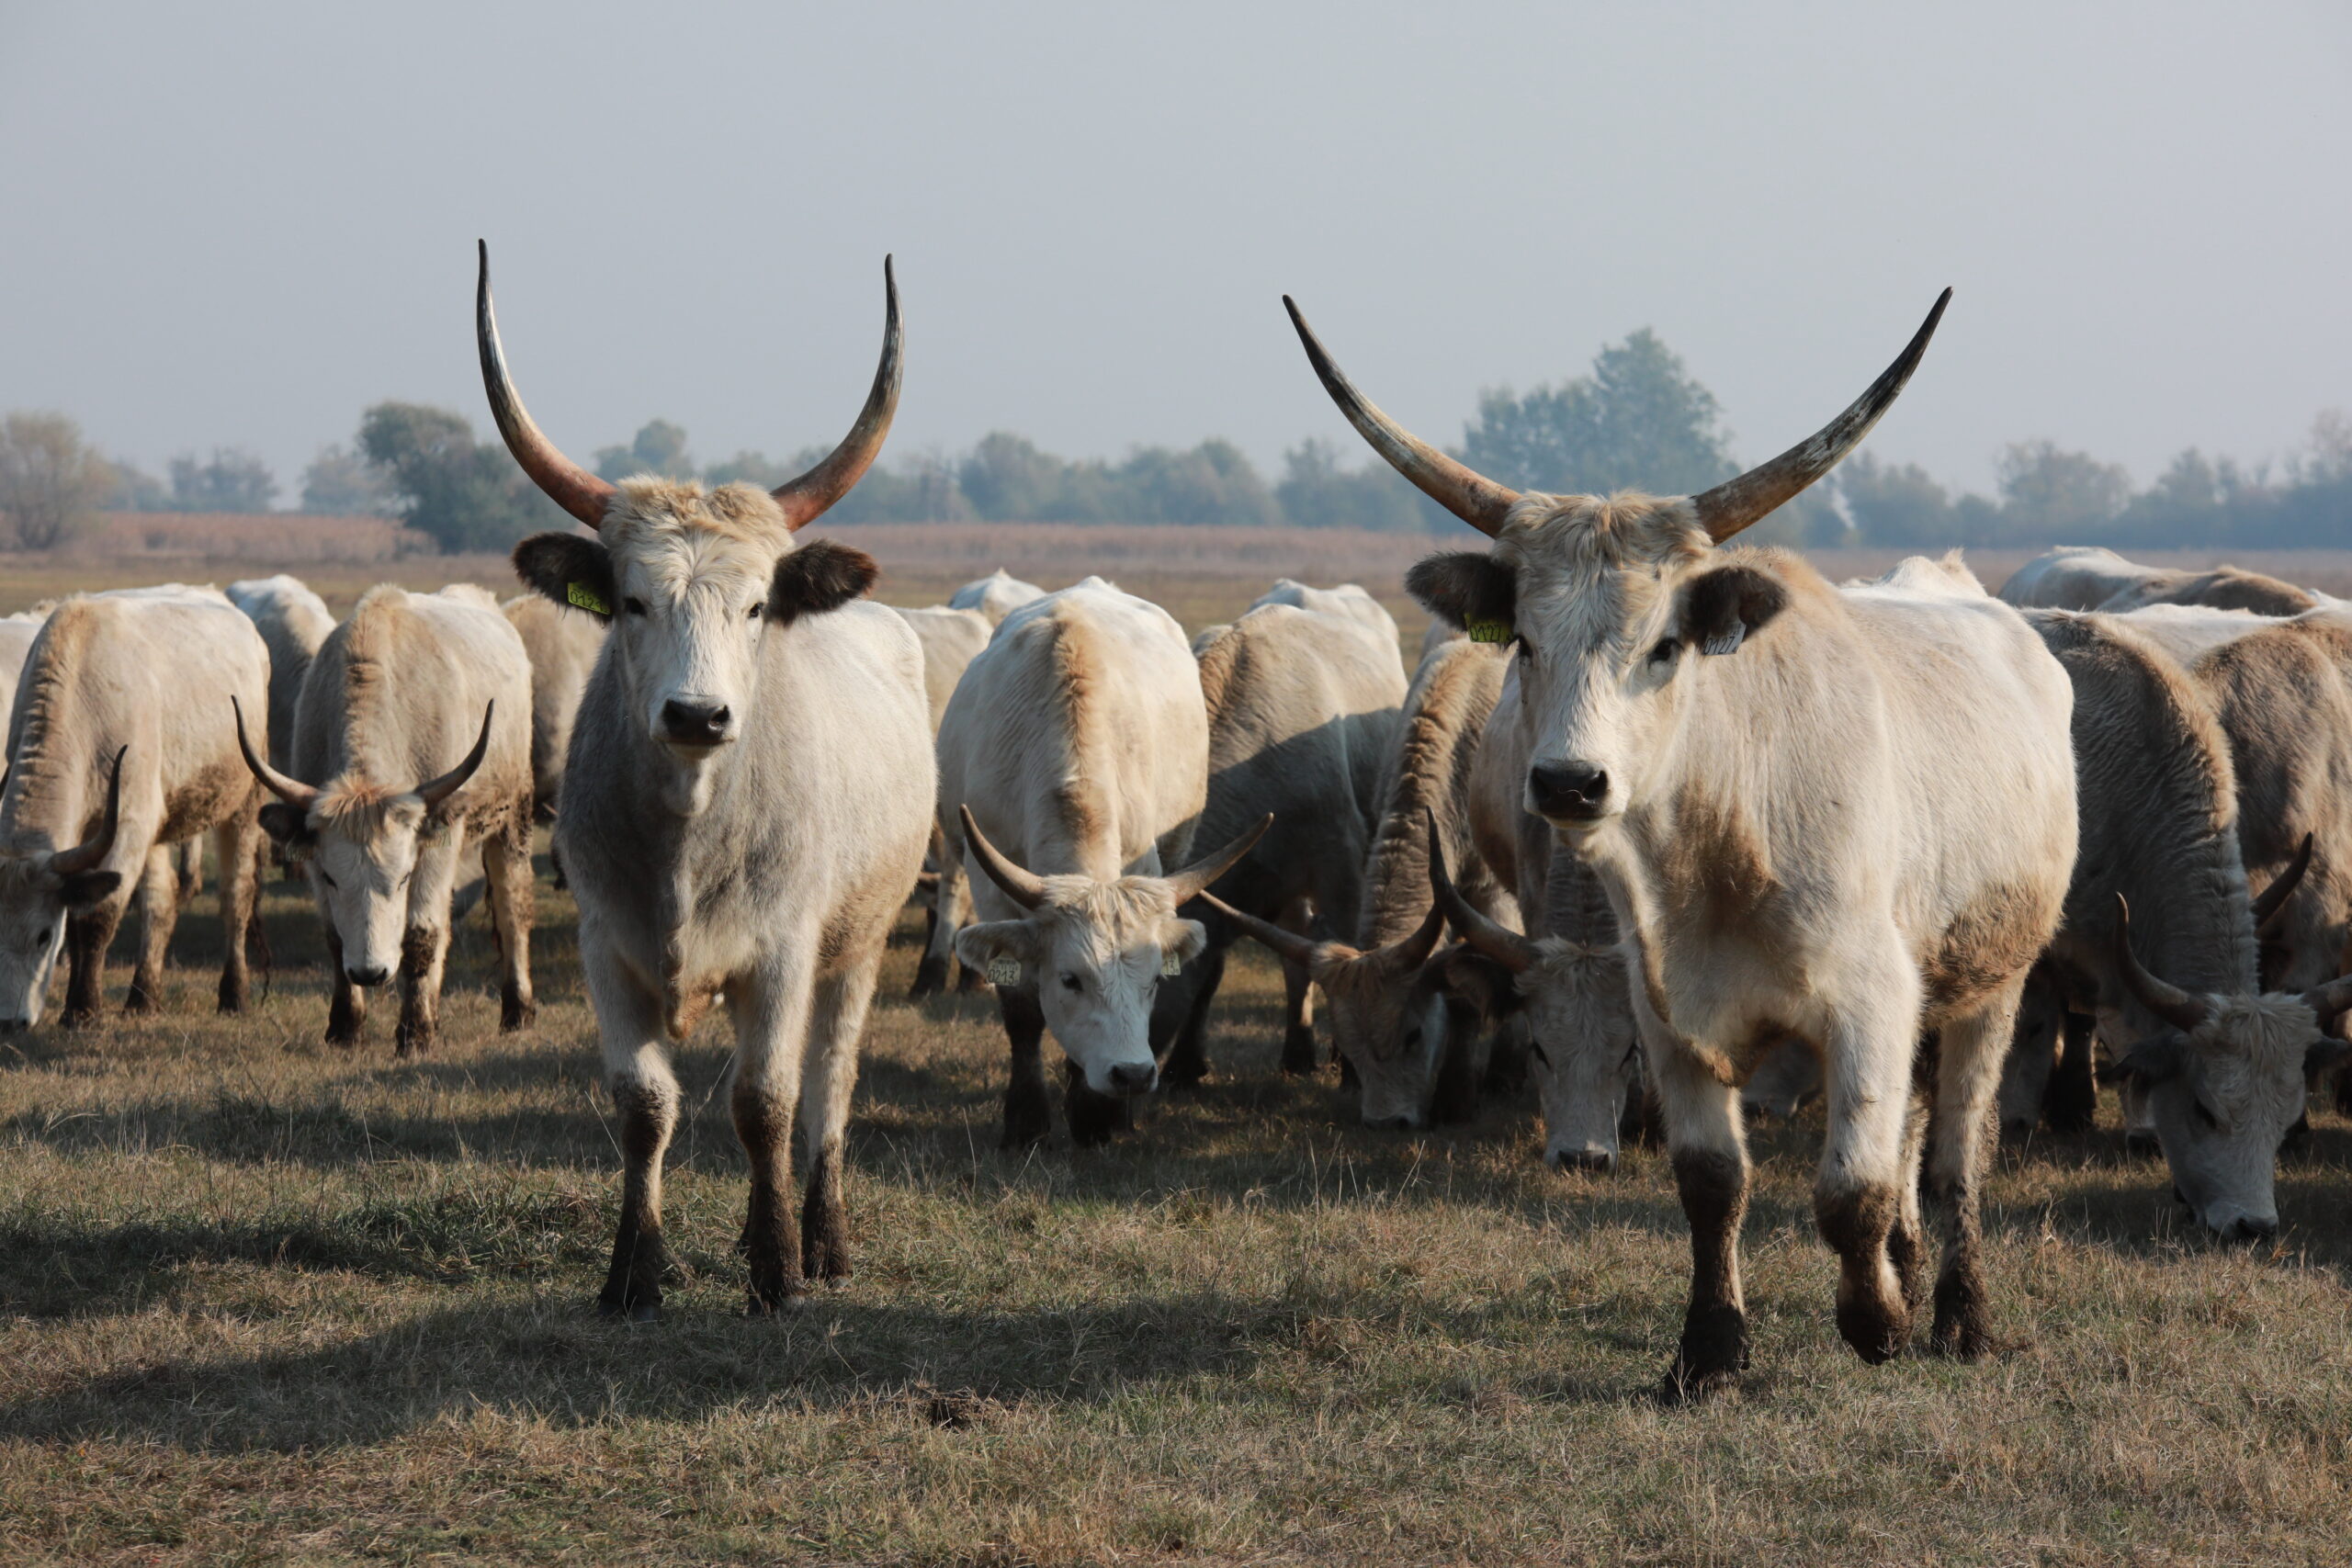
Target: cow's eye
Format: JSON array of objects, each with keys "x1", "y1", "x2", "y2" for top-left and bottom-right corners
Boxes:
[
  {"x1": 35, "y1": 928, "x2": 51, "y2": 946},
  {"x1": 1649, "y1": 638, "x2": 1680, "y2": 666},
  {"x1": 318, "y1": 870, "x2": 336, "y2": 889},
  {"x1": 1059, "y1": 973, "x2": 1082, "y2": 992},
  {"x1": 747, "y1": 602, "x2": 763, "y2": 621},
  {"x1": 623, "y1": 597, "x2": 649, "y2": 617},
  {"x1": 2193, "y1": 1101, "x2": 2221, "y2": 1132}
]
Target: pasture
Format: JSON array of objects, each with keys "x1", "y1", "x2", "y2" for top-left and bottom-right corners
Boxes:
[{"x1": 4, "y1": 558, "x2": 2352, "y2": 1566}]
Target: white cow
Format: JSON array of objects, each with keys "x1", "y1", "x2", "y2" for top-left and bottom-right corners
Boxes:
[
  {"x1": 1288, "y1": 288, "x2": 2077, "y2": 1396},
  {"x1": 481, "y1": 243, "x2": 933, "y2": 1316},
  {"x1": 948, "y1": 569, "x2": 1046, "y2": 627},
  {"x1": 226, "y1": 576, "x2": 336, "y2": 773},
  {"x1": 0, "y1": 606, "x2": 51, "y2": 719},
  {"x1": 896, "y1": 602, "x2": 998, "y2": 996},
  {"x1": 933, "y1": 579, "x2": 1258, "y2": 1146},
  {"x1": 0, "y1": 585, "x2": 266, "y2": 1029},
  {"x1": 503, "y1": 591, "x2": 606, "y2": 885}
]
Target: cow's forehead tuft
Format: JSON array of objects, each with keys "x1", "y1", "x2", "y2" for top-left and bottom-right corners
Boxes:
[{"x1": 605, "y1": 478, "x2": 790, "y2": 550}]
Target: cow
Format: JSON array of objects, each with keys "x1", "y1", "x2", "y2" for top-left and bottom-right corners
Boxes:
[
  {"x1": 1999, "y1": 547, "x2": 2330, "y2": 617},
  {"x1": 479, "y1": 243, "x2": 934, "y2": 1316},
  {"x1": 931, "y1": 579, "x2": 1262, "y2": 1147},
  {"x1": 0, "y1": 584, "x2": 266, "y2": 1029},
  {"x1": 1157, "y1": 582, "x2": 1408, "y2": 1082},
  {"x1": 0, "y1": 606, "x2": 51, "y2": 717},
  {"x1": 948, "y1": 569, "x2": 1046, "y2": 626},
  {"x1": 503, "y1": 591, "x2": 606, "y2": 886},
  {"x1": 1204, "y1": 633, "x2": 1518, "y2": 1128},
  {"x1": 2099, "y1": 568, "x2": 2324, "y2": 617},
  {"x1": 1283, "y1": 286, "x2": 2079, "y2": 1395},
  {"x1": 896, "y1": 602, "x2": 997, "y2": 995},
  {"x1": 1990, "y1": 610, "x2": 2344, "y2": 1237},
  {"x1": 236, "y1": 583, "x2": 537, "y2": 1055},
  {"x1": 226, "y1": 576, "x2": 336, "y2": 774}
]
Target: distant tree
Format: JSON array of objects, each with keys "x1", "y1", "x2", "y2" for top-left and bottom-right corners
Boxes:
[
  {"x1": 356, "y1": 400, "x2": 562, "y2": 553},
  {"x1": 300, "y1": 443, "x2": 394, "y2": 515},
  {"x1": 958, "y1": 432, "x2": 1068, "y2": 520},
  {"x1": 1995, "y1": 440, "x2": 2131, "y2": 542},
  {"x1": 1462, "y1": 329, "x2": 1737, "y2": 498},
  {"x1": 1114, "y1": 439, "x2": 1280, "y2": 526},
  {"x1": 703, "y1": 449, "x2": 793, "y2": 489},
  {"x1": 1835, "y1": 453, "x2": 1960, "y2": 548},
  {"x1": 167, "y1": 446, "x2": 278, "y2": 513},
  {"x1": 594, "y1": 419, "x2": 694, "y2": 481},
  {"x1": 1275, "y1": 437, "x2": 1439, "y2": 532},
  {"x1": 0, "y1": 411, "x2": 114, "y2": 549},
  {"x1": 101, "y1": 455, "x2": 170, "y2": 512}
]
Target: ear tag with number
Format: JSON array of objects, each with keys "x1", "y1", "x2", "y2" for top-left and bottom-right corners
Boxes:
[
  {"x1": 1464, "y1": 615, "x2": 1513, "y2": 645},
  {"x1": 566, "y1": 581, "x2": 611, "y2": 615},
  {"x1": 1701, "y1": 623, "x2": 1747, "y2": 657},
  {"x1": 986, "y1": 956, "x2": 1022, "y2": 987},
  {"x1": 1162, "y1": 949, "x2": 1184, "y2": 978}
]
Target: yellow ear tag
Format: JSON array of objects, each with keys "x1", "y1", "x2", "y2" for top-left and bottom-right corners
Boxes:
[
  {"x1": 986, "y1": 957, "x2": 1022, "y2": 987},
  {"x1": 1162, "y1": 949, "x2": 1184, "y2": 977},
  {"x1": 1464, "y1": 615, "x2": 1512, "y2": 644},
  {"x1": 566, "y1": 581, "x2": 611, "y2": 615}
]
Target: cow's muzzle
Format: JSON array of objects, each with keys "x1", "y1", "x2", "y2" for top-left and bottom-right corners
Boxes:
[
  {"x1": 661, "y1": 700, "x2": 735, "y2": 750},
  {"x1": 1529, "y1": 761, "x2": 1609, "y2": 822}
]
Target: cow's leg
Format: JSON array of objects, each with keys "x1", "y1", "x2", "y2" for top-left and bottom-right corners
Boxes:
[
  {"x1": 730, "y1": 950, "x2": 818, "y2": 1315},
  {"x1": 63, "y1": 887, "x2": 131, "y2": 1027},
  {"x1": 999, "y1": 986, "x2": 1053, "y2": 1147},
  {"x1": 322, "y1": 917, "x2": 367, "y2": 1045},
  {"x1": 214, "y1": 816, "x2": 257, "y2": 1015},
  {"x1": 910, "y1": 841, "x2": 964, "y2": 998},
  {"x1": 589, "y1": 950, "x2": 680, "y2": 1322},
  {"x1": 1645, "y1": 999, "x2": 1751, "y2": 1401},
  {"x1": 1888, "y1": 1056, "x2": 1932, "y2": 1320},
  {"x1": 1278, "y1": 897, "x2": 1320, "y2": 1077},
  {"x1": 2045, "y1": 1010, "x2": 2098, "y2": 1133},
  {"x1": 1814, "y1": 958, "x2": 1924, "y2": 1366},
  {"x1": 393, "y1": 838, "x2": 461, "y2": 1057},
  {"x1": 798, "y1": 941, "x2": 883, "y2": 1287},
  {"x1": 1160, "y1": 941, "x2": 1224, "y2": 1088},
  {"x1": 1923, "y1": 981, "x2": 2019, "y2": 1359},
  {"x1": 1996, "y1": 987, "x2": 2058, "y2": 1142},
  {"x1": 124, "y1": 846, "x2": 178, "y2": 1015},
  {"x1": 482, "y1": 823, "x2": 537, "y2": 1032},
  {"x1": 1430, "y1": 999, "x2": 1486, "y2": 1125}
]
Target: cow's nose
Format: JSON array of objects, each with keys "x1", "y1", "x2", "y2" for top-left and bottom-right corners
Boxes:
[
  {"x1": 2226, "y1": 1214, "x2": 2278, "y2": 1245},
  {"x1": 661, "y1": 700, "x2": 733, "y2": 747},
  {"x1": 1548, "y1": 1147, "x2": 1616, "y2": 1174},
  {"x1": 1529, "y1": 761, "x2": 1609, "y2": 820},
  {"x1": 2123, "y1": 1130, "x2": 2163, "y2": 1161},
  {"x1": 1105, "y1": 1062, "x2": 1157, "y2": 1094},
  {"x1": 346, "y1": 964, "x2": 390, "y2": 988}
]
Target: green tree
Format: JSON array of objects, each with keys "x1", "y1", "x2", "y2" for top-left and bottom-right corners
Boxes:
[
  {"x1": 1834, "y1": 453, "x2": 1959, "y2": 548},
  {"x1": 595, "y1": 419, "x2": 694, "y2": 481},
  {"x1": 1996, "y1": 440, "x2": 2131, "y2": 542},
  {"x1": 167, "y1": 446, "x2": 277, "y2": 512},
  {"x1": 1275, "y1": 437, "x2": 1437, "y2": 531},
  {"x1": 703, "y1": 449, "x2": 792, "y2": 489},
  {"x1": 1462, "y1": 329, "x2": 1737, "y2": 497},
  {"x1": 0, "y1": 411, "x2": 113, "y2": 549},
  {"x1": 356, "y1": 401, "x2": 562, "y2": 553},
  {"x1": 300, "y1": 443, "x2": 394, "y2": 515},
  {"x1": 101, "y1": 456, "x2": 169, "y2": 512}
]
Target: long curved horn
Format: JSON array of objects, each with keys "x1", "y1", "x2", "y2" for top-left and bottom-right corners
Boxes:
[
  {"x1": 232, "y1": 695, "x2": 320, "y2": 809},
  {"x1": 772, "y1": 256, "x2": 904, "y2": 531},
  {"x1": 1163, "y1": 814, "x2": 1272, "y2": 904},
  {"x1": 1381, "y1": 898, "x2": 1450, "y2": 976},
  {"x1": 1199, "y1": 891, "x2": 1329, "y2": 968},
  {"x1": 1426, "y1": 811, "x2": 1538, "y2": 974},
  {"x1": 477, "y1": 241, "x2": 618, "y2": 531},
  {"x1": 2302, "y1": 974, "x2": 2352, "y2": 1033},
  {"x1": 1283, "y1": 297, "x2": 1521, "y2": 537},
  {"x1": 1690, "y1": 288, "x2": 1952, "y2": 544},
  {"x1": 958, "y1": 805, "x2": 1046, "y2": 910},
  {"x1": 2252, "y1": 834, "x2": 2314, "y2": 938},
  {"x1": 51, "y1": 746, "x2": 125, "y2": 875},
  {"x1": 417, "y1": 705, "x2": 494, "y2": 810},
  {"x1": 2111, "y1": 894, "x2": 2212, "y2": 1034}
]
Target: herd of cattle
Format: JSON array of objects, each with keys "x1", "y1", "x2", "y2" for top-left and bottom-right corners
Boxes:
[{"x1": 3, "y1": 260, "x2": 2349, "y2": 1400}]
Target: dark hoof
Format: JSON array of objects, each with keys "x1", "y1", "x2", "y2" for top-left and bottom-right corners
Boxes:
[
  {"x1": 501, "y1": 998, "x2": 537, "y2": 1032},
  {"x1": 597, "y1": 1295, "x2": 661, "y2": 1324},
  {"x1": 909, "y1": 954, "x2": 948, "y2": 998},
  {"x1": 59, "y1": 1007, "x2": 99, "y2": 1031},
  {"x1": 1280, "y1": 1025, "x2": 1318, "y2": 1077},
  {"x1": 1836, "y1": 1297, "x2": 1910, "y2": 1365},
  {"x1": 123, "y1": 989, "x2": 158, "y2": 1017},
  {"x1": 1159, "y1": 1054, "x2": 1208, "y2": 1089},
  {"x1": 323, "y1": 1025, "x2": 363, "y2": 1048},
  {"x1": 1001, "y1": 1081, "x2": 1053, "y2": 1149},
  {"x1": 1659, "y1": 1304, "x2": 1748, "y2": 1404}
]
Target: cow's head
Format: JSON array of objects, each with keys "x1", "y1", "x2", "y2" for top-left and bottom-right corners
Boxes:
[
  {"x1": 237, "y1": 698, "x2": 491, "y2": 987},
  {"x1": 1281, "y1": 290, "x2": 1948, "y2": 840},
  {"x1": 479, "y1": 243, "x2": 894, "y2": 765},
  {"x1": 0, "y1": 747, "x2": 126, "y2": 1030},
  {"x1": 955, "y1": 809, "x2": 1268, "y2": 1097},
  {"x1": 2109, "y1": 896, "x2": 2349, "y2": 1241},
  {"x1": 1424, "y1": 823, "x2": 1639, "y2": 1170},
  {"x1": 1201, "y1": 886, "x2": 1456, "y2": 1130}
]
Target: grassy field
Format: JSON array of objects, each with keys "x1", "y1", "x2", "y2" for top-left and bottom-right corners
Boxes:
[{"x1": 2, "y1": 553, "x2": 2351, "y2": 1565}]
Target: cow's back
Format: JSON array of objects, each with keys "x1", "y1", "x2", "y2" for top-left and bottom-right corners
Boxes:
[
  {"x1": 1358, "y1": 636, "x2": 1511, "y2": 946},
  {"x1": 889, "y1": 604, "x2": 992, "y2": 731},
  {"x1": 503, "y1": 592, "x2": 605, "y2": 806},
  {"x1": 1998, "y1": 546, "x2": 2173, "y2": 611}
]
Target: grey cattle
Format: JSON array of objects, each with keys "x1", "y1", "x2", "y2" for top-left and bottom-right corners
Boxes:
[
  {"x1": 1160, "y1": 582, "x2": 1408, "y2": 1083},
  {"x1": 0, "y1": 607, "x2": 51, "y2": 720},
  {"x1": 1291, "y1": 287, "x2": 2077, "y2": 1396},
  {"x1": 503, "y1": 591, "x2": 606, "y2": 840},
  {"x1": 241, "y1": 583, "x2": 537, "y2": 1056},
  {"x1": 897, "y1": 602, "x2": 996, "y2": 995},
  {"x1": 0, "y1": 585, "x2": 266, "y2": 1029},
  {"x1": 2000, "y1": 546, "x2": 2328, "y2": 617},
  {"x1": 483, "y1": 244, "x2": 933, "y2": 1316},
  {"x1": 948, "y1": 569, "x2": 1046, "y2": 626},
  {"x1": 226, "y1": 576, "x2": 336, "y2": 773}
]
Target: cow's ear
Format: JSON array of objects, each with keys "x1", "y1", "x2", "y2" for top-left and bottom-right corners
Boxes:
[
  {"x1": 955, "y1": 920, "x2": 1037, "y2": 987},
  {"x1": 1405, "y1": 552, "x2": 1517, "y2": 639},
  {"x1": 1160, "y1": 918, "x2": 1209, "y2": 973},
  {"x1": 60, "y1": 870, "x2": 121, "y2": 911},
  {"x1": 1435, "y1": 944, "x2": 1523, "y2": 1019},
  {"x1": 2105, "y1": 1034, "x2": 2184, "y2": 1089},
  {"x1": 1679, "y1": 565, "x2": 1787, "y2": 657},
  {"x1": 256, "y1": 802, "x2": 315, "y2": 855},
  {"x1": 770, "y1": 541, "x2": 879, "y2": 624},
  {"x1": 513, "y1": 533, "x2": 616, "y2": 622}
]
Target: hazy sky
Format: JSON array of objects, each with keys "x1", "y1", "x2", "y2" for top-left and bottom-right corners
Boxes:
[{"x1": 5, "y1": 1, "x2": 2349, "y2": 503}]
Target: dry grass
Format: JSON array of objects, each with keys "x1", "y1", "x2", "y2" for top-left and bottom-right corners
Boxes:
[{"x1": 2, "y1": 548, "x2": 2351, "y2": 1565}]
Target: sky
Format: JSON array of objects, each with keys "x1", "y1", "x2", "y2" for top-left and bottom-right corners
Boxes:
[{"x1": 3, "y1": 1, "x2": 2349, "y2": 503}]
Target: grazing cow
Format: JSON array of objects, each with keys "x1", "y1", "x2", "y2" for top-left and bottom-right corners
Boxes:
[
  {"x1": 2000, "y1": 547, "x2": 2329, "y2": 617},
  {"x1": 1159, "y1": 582, "x2": 1408, "y2": 1081},
  {"x1": 1286, "y1": 287, "x2": 2078, "y2": 1394},
  {"x1": 0, "y1": 585, "x2": 266, "y2": 1029},
  {"x1": 238, "y1": 583, "x2": 537, "y2": 1055},
  {"x1": 1207, "y1": 633, "x2": 1517, "y2": 1127},
  {"x1": 2098, "y1": 568, "x2": 2323, "y2": 617},
  {"x1": 502, "y1": 591, "x2": 605, "y2": 881},
  {"x1": 0, "y1": 606, "x2": 51, "y2": 716},
  {"x1": 949, "y1": 569, "x2": 1046, "y2": 626},
  {"x1": 226, "y1": 576, "x2": 336, "y2": 774},
  {"x1": 933, "y1": 579, "x2": 1260, "y2": 1146},
  {"x1": 1996, "y1": 610, "x2": 2341, "y2": 1237},
  {"x1": 481, "y1": 243, "x2": 933, "y2": 1316},
  {"x1": 896, "y1": 602, "x2": 996, "y2": 995}
]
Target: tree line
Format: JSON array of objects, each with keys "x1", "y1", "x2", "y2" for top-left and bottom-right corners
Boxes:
[{"x1": 4, "y1": 332, "x2": 2346, "y2": 553}]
